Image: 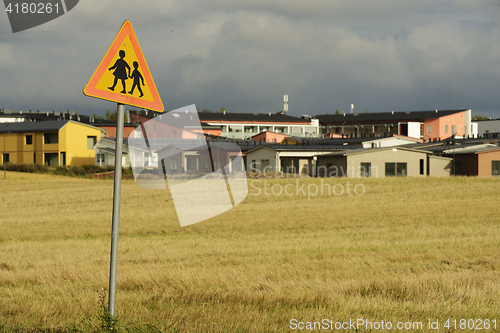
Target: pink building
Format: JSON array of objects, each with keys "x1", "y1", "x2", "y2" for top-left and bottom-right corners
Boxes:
[
  {"x1": 250, "y1": 131, "x2": 290, "y2": 143},
  {"x1": 317, "y1": 109, "x2": 474, "y2": 142}
]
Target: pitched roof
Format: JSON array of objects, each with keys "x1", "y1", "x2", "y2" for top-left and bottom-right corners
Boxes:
[
  {"x1": 443, "y1": 146, "x2": 500, "y2": 155},
  {"x1": 0, "y1": 120, "x2": 106, "y2": 133},
  {"x1": 316, "y1": 109, "x2": 469, "y2": 124},
  {"x1": 0, "y1": 120, "x2": 70, "y2": 133}
]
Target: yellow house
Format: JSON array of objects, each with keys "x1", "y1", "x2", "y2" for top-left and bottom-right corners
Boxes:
[{"x1": 0, "y1": 120, "x2": 106, "y2": 166}]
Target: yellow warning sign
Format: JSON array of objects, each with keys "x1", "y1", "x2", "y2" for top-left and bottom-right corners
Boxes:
[{"x1": 83, "y1": 20, "x2": 164, "y2": 112}]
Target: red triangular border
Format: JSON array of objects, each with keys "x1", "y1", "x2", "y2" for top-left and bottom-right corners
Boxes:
[{"x1": 83, "y1": 20, "x2": 164, "y2": 112}]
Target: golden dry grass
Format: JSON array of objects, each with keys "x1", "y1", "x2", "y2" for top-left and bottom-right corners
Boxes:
[{"x1": 0, "y1": 172, "x2": 499, "y2": 332}]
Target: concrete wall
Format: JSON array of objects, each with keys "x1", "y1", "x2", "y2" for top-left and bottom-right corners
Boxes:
[
  {"x1": 317, "y1": 148, "x2": 437, "y2": 178},
  {"x1": 316, "y1": 155, "x2": 348, "y2": 177},
  {"x1": 476, "y1": 120, "x2": 500, "y2": 136},
  {"x1": 429, "y1": 156, "x2": 452, "y2": 176},
  {"x1": 245, "y1": 147, "x2": 277, "y2": 172},
  {"x1": 347, "y1": 148, "x2": 429, "y2": 177}
]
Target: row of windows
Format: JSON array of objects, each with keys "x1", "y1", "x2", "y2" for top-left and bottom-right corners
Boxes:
[
  {"x1": 22, "y1": 134, "x2": 97, "y2": 149},
  {"x1": 250, "y1": 159, "x2": 271, "y2": 172},
  {"x1": 427, "y1": 125, "x2": 457, "y2": 134},
  {"x1": 2, "y1": 152, "x2": 67, "y2": 166}
]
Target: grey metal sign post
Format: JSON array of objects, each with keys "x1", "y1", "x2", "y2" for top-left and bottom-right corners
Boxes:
[
  {"x1": 4, "y1": 129, "x2": 6, "y2": 180},
  {"x1": 108, "y1": 103, "x2": 125, "y2": 317}
]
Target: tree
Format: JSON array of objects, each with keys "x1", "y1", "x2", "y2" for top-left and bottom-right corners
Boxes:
[
  {"x1": 102, "y1": 109, "x2": 127, "y2": 122},
  {"x1": 202, "y1": 109, "x2": 212, "y2": 113},
  {"x1": 219, "y1": 107, "x2": 226, "y2": 113},
  {"x1": 196, "y1": 106, "x2": 200, "y2": 113},
  {"x1": 335, "y1": 109, "x2": 339, "y2": 115},
  {"x1": 364, "y1": 110, "x2": 368, "y2": 114},
  {"x1": 105, "y1": 109, "x2": 116, "y2": 121},
  {"x1": 473, "y1": 115, "x2": 488, "y2": 121},
  {"x1": 92, "y1": 113, "x2": 104, "y2": 120}
]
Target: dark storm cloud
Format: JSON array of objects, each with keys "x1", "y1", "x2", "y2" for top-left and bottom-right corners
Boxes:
[{"x1": 0, "y1": 0, "x2": 499, "y2": 117}]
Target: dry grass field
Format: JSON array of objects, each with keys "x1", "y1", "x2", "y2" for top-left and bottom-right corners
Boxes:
[{"x1": 0, "y1": 172, "x2": 499, "y2": 332}]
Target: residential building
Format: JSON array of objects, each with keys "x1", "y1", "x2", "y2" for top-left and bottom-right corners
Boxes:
[
  {"x1": 245, "y1": 144, "x2": 355, "y2": 176},
  {"x1": 316, "y1": 109, "x2": 475, "y2": 142},
  {"x1": 317, "y1": 147, "x2": 452, "y2": 178},
  {"x1": 0, "y1": 120, "x2": 105, "y2": 167},
  {"x1": 197, "y1": 112, "x2": 319, "y2": 139},
  {"x1": 442, "y1": 146, "x2": 500, "y2": 177},
  {"x1": 94, "y1": 137, "x2": 131, "y2": 168}
]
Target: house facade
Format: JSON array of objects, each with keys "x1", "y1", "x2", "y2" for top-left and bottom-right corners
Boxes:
[
  {"x1": 317, "y1": 109, "x2": 475, "y2": 142},
  {"x1": 0, "y1": 120, "x2": 105, "y2": 167},
  {"x1": 316, "y1": 147, "x2": 452, "y2": 178}
]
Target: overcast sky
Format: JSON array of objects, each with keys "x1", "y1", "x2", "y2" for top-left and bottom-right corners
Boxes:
[{"x1": 1, "y1": 0, "x2": 500, "y2": 118}]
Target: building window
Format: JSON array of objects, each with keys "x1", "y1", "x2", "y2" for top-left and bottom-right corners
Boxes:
[
  {"x1": 360, "y1": 162, "x2": 371, "y2": 177},
  {"x1": 386, "y1": 162, "x2": 407, "y2": 176},
  {"x1": 96, "y1": 153, "x2": 105, "y2": 163},
  {"x1": 385, "y1": 163, "x2": 396, "y2": 176},
  {"x1": 251, "y1": 159, "x2": 257, "y2": 172},
  {"x1": 445, "y1": 125, "x2": 448, "y2": 134},
  {"x1": 61, "y1": 152, "x2": 66, "y2": 166},
  {"x1": 492, "y1": 161, "x2": 500, "y2": 176},
  {"x1": 44, "y1": 133, "x2": 58, "y2": 144},
  {"x1": 2, "y1": 153, "x2": 9, "y2": 163},
  {"x1": 427, "y1": 125, "x2": 431, "y2": 134},
  {"x1": 452, "y1": 125, "x2": 456, "y2": 135},
  {"x1": 261, "y1": 159, "x2": 270, "y2": 172},
  {"x1": 87, "y1": 136, "x2": 97, "y2": 149},
  {"x1": 420, "y1": 159, "x2": 424, "y2": 175},
  {"x1": 170, "y1": 158, "x2": 177, "y2": 171},
  {"x1": 213, "y1": 159, "x2": 220, "y2": 170},
  {"x1": 25, "y1": 135, "x2": 33, "y2": 145},
  {"x1": 186, "y1": 157, "x2": 198, "y2": 171},
  {"x1": 397, "y1": 163, "x2": 407, "y2": 176}
]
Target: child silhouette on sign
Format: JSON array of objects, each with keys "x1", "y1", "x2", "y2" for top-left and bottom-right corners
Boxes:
[
  {"x1": 128, "y1": 61, "x2": 145, "y2": 98},
  {"x1": 108, "y1": 50, "x2": 131, "y2": 94}
]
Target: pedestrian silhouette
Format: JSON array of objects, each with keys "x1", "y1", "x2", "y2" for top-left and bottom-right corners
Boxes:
[
  {"x1": 128, "y1": 61, "x2": 145, "y2": 98},
  {"x1": 108, "y1": 50, "x2": 130, "y2": 94}
]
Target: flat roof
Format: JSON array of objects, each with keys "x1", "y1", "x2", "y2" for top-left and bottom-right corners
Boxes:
[
  {"x1": 317, "y1": 109, "x2": 468, "y2": 124},
  {"x1": 197, "y1": 112, "x2": 310, "y2": 123},
  {"x1": 321, "y1": 146, "x2": 432, "y2": 157}
]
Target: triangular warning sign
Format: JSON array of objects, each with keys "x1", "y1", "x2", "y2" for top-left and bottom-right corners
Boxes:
[{"x1": 83, "y1": 20, "x2": 164, "y2": 112}]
